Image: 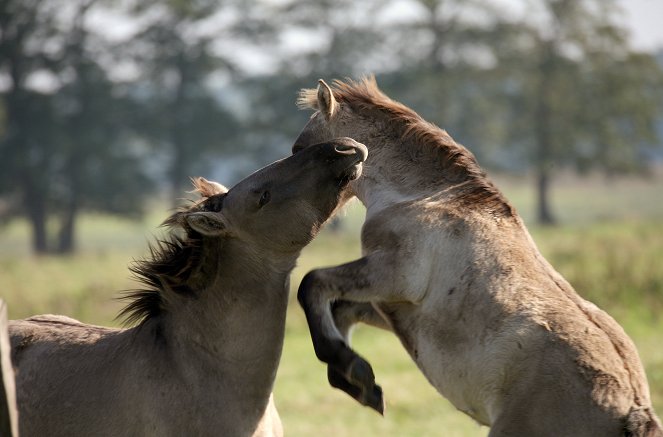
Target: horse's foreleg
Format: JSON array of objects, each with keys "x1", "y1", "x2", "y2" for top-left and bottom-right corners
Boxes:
[
  {"x1": 297, "y1": 251, "x2": 401, "y2": 414},
  {"x1": 327, "y1": 301, "x2": 392, "y2": 413}
]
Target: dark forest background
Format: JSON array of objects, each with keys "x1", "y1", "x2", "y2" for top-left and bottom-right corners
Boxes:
[{"x1": 2, "y1": 0, "x2": 662, "y2": 254}]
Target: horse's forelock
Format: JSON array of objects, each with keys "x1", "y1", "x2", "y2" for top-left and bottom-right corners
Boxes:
[
  {"x1": 191, "y1": 177, "x2": 227, "y2": 197},
  {"x1": 297, "y1": 88, "x2": 319, "y2": 110}
]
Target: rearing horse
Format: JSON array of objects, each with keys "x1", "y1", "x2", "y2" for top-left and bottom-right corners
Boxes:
[{"x1": 294, "y1": 76, "x2": 662, "y2": 437}]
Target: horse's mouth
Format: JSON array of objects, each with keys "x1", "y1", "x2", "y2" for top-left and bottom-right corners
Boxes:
[
  {"x1": 331, "y1": 139, "x2": 367, "y2": 188},
  {"x1": 338, "y1": 162, "x2": 364, "y2": 188}
]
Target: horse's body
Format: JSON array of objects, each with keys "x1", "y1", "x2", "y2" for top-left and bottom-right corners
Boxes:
[
  {"x1": 9, "y1": 138, "x2": 367, "y2": 437},
  {"x1": 294, "y1": 77, "x2": 662, "y2": 436}
]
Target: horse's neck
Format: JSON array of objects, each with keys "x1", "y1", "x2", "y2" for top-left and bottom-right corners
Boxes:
[
  {"x1": 353, "y1": 142, "x2": 442, "y2": 216},
  {"x1": 159, "y1": 241, "x2": 294, "y2": 401},
  {"x1": 355, "y1": 175, "x2": 419, "y2": 218},
  {"x1": 352, "y1": 133, "x2": 480, "y2": 217}
]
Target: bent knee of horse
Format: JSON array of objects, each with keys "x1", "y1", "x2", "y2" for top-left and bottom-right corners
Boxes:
[{"x1": 297, "y1": 270, "x2": 322, "y2": 307}]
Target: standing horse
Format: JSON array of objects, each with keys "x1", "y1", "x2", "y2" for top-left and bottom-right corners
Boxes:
[
  {"x1": 294, "y1": 77, "x2": 662, "y2": 436},
  {"x1": 9, "y1": 138, "x2": 367, "y2": 437}
]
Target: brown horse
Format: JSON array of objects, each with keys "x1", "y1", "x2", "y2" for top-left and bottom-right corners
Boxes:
[
  {"x1": 9, "y1": 138, "x2": 367, "y2": 437},
  {"x1": 294, "y1": 77, "x2": 662, "y2": 436}
]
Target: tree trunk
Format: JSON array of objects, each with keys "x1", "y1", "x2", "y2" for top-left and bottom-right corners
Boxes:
[
  {"x1": 57, "y1": 141, "x2": 83, "y2": 254},
  {"x1": 7, "y1": 69, "x2": 51, "y2": 253},
  {"x1": 536, "y1": 168, "x2": 555, "y2": 225},
  {"x1": 29, "y1": 209, "x2": 49, "y2": 254},
  {"x1": 57, "y1": 199, "x2": 77, "y2": 254},
  {"x1": 24, "y1": 185, "x2": 49, "y2": 254},
  {"x1": 533, "y1": 39, "x2": 557, "y2": 225}
]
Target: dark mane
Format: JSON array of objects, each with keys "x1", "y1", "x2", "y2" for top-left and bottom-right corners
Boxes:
[
  {"x1": 300, "y1": 76, "x2": 515, "y2": 217},
  {"x1": 117, "y1": 179, "x2": 227, "y2": 327},
  {"x1": 116, "y1": 221, "x2": 203, "y2": 327}
]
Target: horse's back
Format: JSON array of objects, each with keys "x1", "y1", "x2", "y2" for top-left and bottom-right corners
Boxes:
[
  {"x1": 9, "y1": 315, "x2": 132, "y2": 436},
  {"x1": 10, "y1": 314, "x2": 121, "y2": 369}
]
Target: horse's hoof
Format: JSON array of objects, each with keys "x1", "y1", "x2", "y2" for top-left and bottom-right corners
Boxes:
[
  {"x1": 365, "y1": 384, "x2": 385, "y2": 415},
  {"x1": 346, "y1": 355, "x2": 375, "y2": 386}
]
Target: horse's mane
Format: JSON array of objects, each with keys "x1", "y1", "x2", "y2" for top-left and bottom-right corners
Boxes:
[
  {"x1": 117, "y1": 178, "x2": 226, "y2": 327},
  {"x1": 298, "y1": 76, "x2": 515, "y2": 217}
]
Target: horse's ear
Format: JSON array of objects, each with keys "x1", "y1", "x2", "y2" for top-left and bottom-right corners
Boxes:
[
  {"x1": 317, "y1": 79, "x2": 337, "y2": 120},
  {"x1": 185, "y1": 212, "x2": 229, "y2": 237},
  {"x1": 191, "y1": 177, "x2": 228, "y2": 197}
]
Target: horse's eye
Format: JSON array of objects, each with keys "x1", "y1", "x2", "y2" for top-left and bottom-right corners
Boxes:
[{"x1": 258, "y1": 191, "x2": 271, "y2": 207}]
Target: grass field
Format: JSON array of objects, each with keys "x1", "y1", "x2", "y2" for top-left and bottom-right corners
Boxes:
[{"x1": 1, "y1": 174, "x2": 662, "y2": 436}]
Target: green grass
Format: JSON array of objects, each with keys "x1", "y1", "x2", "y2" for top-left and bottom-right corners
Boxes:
[{"x1": 1, "y1": 175, "x2": 662, "y2": 436}]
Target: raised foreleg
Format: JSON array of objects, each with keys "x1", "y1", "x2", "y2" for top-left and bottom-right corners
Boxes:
[
  {"x1": 297, "y1": 250, "x2": 420, "y2": 414},
  {"x1": 327, "y1": 300, "x2": 392, "y2": 411}
]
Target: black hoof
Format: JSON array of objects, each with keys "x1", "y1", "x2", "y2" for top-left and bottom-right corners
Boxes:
[
  {"x1": 347, "y1": 355, "x2": 375, "y2": 387},
  {"x1": 328, "y1": 366, "x2": 385, "y2": 415},
  {"x1": 364, "y1": 383, "x2": 385, "y2": 416},
  {"x1": 328, "y1": 366, "x2": 361, "y2": 398}
]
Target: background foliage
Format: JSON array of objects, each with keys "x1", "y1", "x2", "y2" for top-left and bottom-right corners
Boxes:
[{"x1": 1, "y1": 0, "x2": 662, "y2": 253}]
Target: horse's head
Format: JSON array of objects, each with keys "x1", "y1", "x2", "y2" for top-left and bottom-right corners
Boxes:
[{"x1": 184, "y1": 138, "x2": 367, "y2": 254}]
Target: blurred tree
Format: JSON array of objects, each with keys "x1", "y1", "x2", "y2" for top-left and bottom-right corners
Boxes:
[
  {"x1": 262, "y1": 0, "x2": 663, "y2": 225},
  {"x1": 271, "y1": 0, "x2": 386, "y2": 77},
  {"x1": 0, "y1": 0, "x2": 153, "y2": 254},
  {"x1": 230, "y1": 0, "x2": 390, "y2": 170},
  {"x1": 377, "y1": 0, "x2": 514, "y2": 165},
  {"x1": 126, "y1": 0, "x2": 240, "y2": 201},
  {"x1": 496, "y1": 0, "x2": 663, "y2": 224},
  {"x1": 3, "y1": 0, "x2": 661, "y2": 253},
  {"x1": 53, "y1": 0, "x2": 153, "y2": 253},
  {"x1": 0, "y1": 0, "x2": 65, "y2": 253}
]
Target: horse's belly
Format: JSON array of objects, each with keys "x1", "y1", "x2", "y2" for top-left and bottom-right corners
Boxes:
[{"x1": 410, "y1": 335, "x2": 497, "y2": 425}]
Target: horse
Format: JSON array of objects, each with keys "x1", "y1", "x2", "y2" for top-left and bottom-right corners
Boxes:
[
  {"x1": 293, "y1": 76, "x2": 662, "y2": 436},
  {"x1": 9, "y1": 138, "x2": 367, "y2": 437}
]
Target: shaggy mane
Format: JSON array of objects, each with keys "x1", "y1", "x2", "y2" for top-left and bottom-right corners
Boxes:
[
  {"x1": 298, "y1": 76, "x2": 515, "y2": 217},
  {"x1": 117, "y1": 178, "x2": 225, "y2": 327}
]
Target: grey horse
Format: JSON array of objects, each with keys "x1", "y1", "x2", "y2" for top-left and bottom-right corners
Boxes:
[
  {"x1": 294, "y1": 77, "x2": 661, "y2": 437},
  {"x1": 9, "y1": 138, "x2": 367, "y2": 437}
]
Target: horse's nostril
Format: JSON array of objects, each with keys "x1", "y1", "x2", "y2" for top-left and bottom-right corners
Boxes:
[
  {"x1": 334, "y1": 144, "x2": 359, "y2": 155},
  {"x1": 337, "y1": 142, "x2": 368, "y2": 161},
  {"x1": 334, "y1": 141, "x2": 368, "y2": 161}
]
